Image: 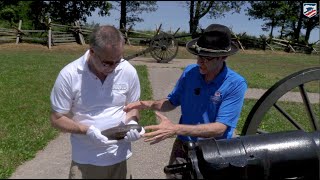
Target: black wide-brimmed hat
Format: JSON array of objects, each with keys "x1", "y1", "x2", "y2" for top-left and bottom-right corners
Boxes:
[{"x1": 186, "y1": 24, "x2": 238, "y2": 57}]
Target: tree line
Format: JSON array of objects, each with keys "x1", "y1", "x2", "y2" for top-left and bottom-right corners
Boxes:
[{"x1": 0, "y1": 1, "x2": 318, "y2": 44}]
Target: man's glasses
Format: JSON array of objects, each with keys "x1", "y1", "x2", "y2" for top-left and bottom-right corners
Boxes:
[
  {"x1": 198, "y1": 55, "x2": 218, "y2": 62},
  {"x1": 95, "y1": 54, "x2": 122, "y2": 68}
]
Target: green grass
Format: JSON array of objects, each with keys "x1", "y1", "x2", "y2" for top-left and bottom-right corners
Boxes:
[
  {"x1": 0, "y1": 52, "x2": 67, "y2": 178},
  {"x1": 237, "y1": 99, "x2": 320, "y2": 135},
  {"x1": 179, "y1": 51, "x2": 319, "y2": 93},
  {"x1": 0, "y1": 45, "x2": 319, "y2": 178},
  {"x1": 0, "y1": 50, "x2": 155, "y2": 179},
  {"x1": 227, "y1": 52, "x2": 319, "y2": 92},
  {"x1": 134, "y1": 65, "x2": 156, "y2": 126}
]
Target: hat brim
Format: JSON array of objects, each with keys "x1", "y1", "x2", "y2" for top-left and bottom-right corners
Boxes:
[{"x1": 186, "y1": 38, "x2": 239, "y2": 57}]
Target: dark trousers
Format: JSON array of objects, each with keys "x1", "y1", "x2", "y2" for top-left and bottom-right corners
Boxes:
[{"x1": 166, "y1": 138, "x2": 190, "y2": 179}]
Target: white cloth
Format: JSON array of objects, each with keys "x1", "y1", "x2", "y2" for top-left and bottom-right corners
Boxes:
[
  {"x1": 50, "y1": 50, "x2": 141, "y2": 166},
  {"x1": 86, "y1": 125, "x2": 118, "y2": 145}
]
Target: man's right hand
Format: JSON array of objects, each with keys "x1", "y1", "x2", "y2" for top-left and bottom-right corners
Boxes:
[
  {"x1": 86, "y1": 125, "x2": 118, "y2": 145},
  {"x1": 124, "y1": 101, "x2": 149, "y2": 112}
]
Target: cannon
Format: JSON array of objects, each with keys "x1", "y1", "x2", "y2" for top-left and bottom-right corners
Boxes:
[
  {"x1": 124, "y1": 31, "x2": 180, "y2": 63},
  {"x1": 122, "y1": 24, "x2": 217, "y2": 63},
  {"x1": 121, "y1": 24, "x2": 248, "y2": 63},
  {"x1": 164, "y1": 67, "x2": 320, "y2": 179},
  {"x1": 164, "y1": 130, "x2": 320, "y2": 180}
]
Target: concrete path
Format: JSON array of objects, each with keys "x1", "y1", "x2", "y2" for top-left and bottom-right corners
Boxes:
[
  {"x1": 9, "y1": 58, "x2": 319, "y2": 179},
  {"x1": 127, "y1": 67, "x2": 182, "y2": 179}
]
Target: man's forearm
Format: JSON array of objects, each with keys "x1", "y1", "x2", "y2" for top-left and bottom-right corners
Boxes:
[
  {"x1": 125, "y1": 109, "x2": 140, "y2": 123},
  {"x1": 175, "y1": 122, "x2": 227, "y2": 138},
  {"x1": 148, "y1": 98, "x2": 176, "y2": 112},
  {"x1": 50, "y1": 112, "x2": 88, "y2": 134}
]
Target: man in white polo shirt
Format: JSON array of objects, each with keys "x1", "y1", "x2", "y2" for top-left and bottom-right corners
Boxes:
[{"x1": 50, "y1": 25, "x2": 143, "y2": 179}]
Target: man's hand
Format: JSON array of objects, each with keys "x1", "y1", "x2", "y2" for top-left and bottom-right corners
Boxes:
[
  {"x1": 142, "y1": 111, "x2": 177, "y2": 145},
  {"x1": 123, "y1": 101, "x2": 151, "y2": 112},
  {"x1": 86, "y1": 125, "x2": 118, "y2": 145},
  {"x1": 124, "y1": 120, "x2": 145, "y2": 142}
]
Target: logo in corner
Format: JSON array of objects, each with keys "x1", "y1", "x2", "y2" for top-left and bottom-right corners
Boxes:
[{"x1": 303, "y1": 3, "x2": 317, "y2": 18}]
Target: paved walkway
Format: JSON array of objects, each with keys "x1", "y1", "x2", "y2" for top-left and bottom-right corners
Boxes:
[{"x1": 10, "y1": 58, "x2": 319, "y2": 179}]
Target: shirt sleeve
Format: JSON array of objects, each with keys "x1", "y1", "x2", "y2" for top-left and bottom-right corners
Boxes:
[
  {"x1": 50, "y1": 72, "x2": 73, "y2": 114},
  {"x1": 126, "y1": 68, "x2": 141, "y2": 103},
  {"x1": 167, "y1": 71, "x2": 185, "y2": 107},
  {"x1": 216, "y1": 80, "x2": 248, "y2": 128}
]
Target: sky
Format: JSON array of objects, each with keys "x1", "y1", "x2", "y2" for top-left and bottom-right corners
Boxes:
[{"x1": 86, "y1": 1, "x2": 319, "y2": 43}]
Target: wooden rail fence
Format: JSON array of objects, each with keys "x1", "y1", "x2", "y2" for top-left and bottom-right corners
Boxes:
[
  {"x1": 0, "y1": 19, "x2": 318, "y2": 54},
  {"x1": 0, "y1": 18, "x2": 94, "y2": 49}
]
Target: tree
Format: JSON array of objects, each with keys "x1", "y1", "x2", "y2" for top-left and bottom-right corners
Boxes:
[
  {"x1": 0, "y1": 1, "x2": 112, "y2": 29},
  {"x1": 188, "y1": 1, "x2": 213, "y2": 38},
  {"x1": 112, "y1": 1, "x2": 158, "y2": 30},
  {"x1": 0, "y1": 1, "x2": 33, "y2": 28},
  {"x1": 246, "y1": 1, "x2": 319, "y2": 43},
  {"x1": 303, "y1": 15, "x2": 319, "y2": 43},
  {"x1": 246, "y1": 1, "x2": 284, "y2": 39},
  {"x1": 289, "y1": 1, "x2": 304, "y2": 42},
  {"x1": 45, "y1": 1, "x2": 112, "y2": 25},
  {"x1": 279, "y1": 1, "x2": 319, "y2": 44},
  {"x1": 187, "y1": 1, "x2": 245, "y2": 38}
]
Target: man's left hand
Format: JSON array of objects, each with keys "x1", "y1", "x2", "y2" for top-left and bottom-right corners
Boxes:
[
  {"x1": 142, "y1": 111, "x2": 177, "y2": 145},
  {"x1": 124, "y1": 120, "x2": 145, "y2": 142}
]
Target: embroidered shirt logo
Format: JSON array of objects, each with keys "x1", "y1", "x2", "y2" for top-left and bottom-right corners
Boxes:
[
  {"x1": 112, "y1": 84, "x2": 127, "y2": 90},
  {"x1": 210, "y1": 91, "x2": 222, "y2": 104}
]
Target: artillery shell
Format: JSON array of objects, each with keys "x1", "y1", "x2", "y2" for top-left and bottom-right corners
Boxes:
[{"x1": 101, "y1": 124, "x2": 142, "y2": 140}]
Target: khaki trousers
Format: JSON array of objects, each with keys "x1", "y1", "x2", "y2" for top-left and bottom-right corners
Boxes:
[{"x1": 69, "y1": 159, "x2": 132, "y2": 179}]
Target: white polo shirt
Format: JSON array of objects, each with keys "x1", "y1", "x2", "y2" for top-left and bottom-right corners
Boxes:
[{"x1": 50, "y1": 50, "x2": 141, "y2": 166}]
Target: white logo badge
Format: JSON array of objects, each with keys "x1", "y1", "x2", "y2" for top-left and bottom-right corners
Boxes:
[{"x1": 303, "y1": 3, "x2": 317, "y2": 18}]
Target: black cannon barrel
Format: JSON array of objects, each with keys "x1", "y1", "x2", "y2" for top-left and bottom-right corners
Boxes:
[{"x1": 164, "y1": 130, "x2": 320, "y2": 180}]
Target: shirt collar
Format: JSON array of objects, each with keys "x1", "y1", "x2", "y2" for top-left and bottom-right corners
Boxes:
[
  {"x1": 76, "y1": 50, "x2": 89, "y2": 72},
  {"x1": 211, "y1": 62, "x2": 228, "y2": 85},
  {"x1": 198, "y1": 62, "x2": 228, "y2": 85}
]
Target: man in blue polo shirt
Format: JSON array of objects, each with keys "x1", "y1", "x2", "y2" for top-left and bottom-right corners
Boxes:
[{"x1": 124, "y1": 24, "x2": 247, "y2": 178}]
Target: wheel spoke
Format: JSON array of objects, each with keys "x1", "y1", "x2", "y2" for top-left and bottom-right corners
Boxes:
[
  {"x1": 166, "y1": 49, "x2": 172, "y2": 58},
  {"x1": 152, "y1": 48, "x2": 162, "y2": 60},
  {"x1": 163, "y1": 50, "x2": 169, "y2": 60},
  {"x1": 167, "y1": 48, "x2": 174, "y2": 55},
  {"x1": 159, "y1": 51, "x2": 165, "y2": 60},
  {"x1": 299, "y1": 84, "x2": 319, "y2": 130},
  {"x1": 273, "y1": 103, "x2": 305, "y2": 130}
]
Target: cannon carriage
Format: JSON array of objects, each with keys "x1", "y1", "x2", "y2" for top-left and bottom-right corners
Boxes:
[
  {"x1": 122, "y1": 24, "x2": 241, "y2": 63},
  {"x1": 122, "y1": 24, "x2": 190, "y2": 63}
]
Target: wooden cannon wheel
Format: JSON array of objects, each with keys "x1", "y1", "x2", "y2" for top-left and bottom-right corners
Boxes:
[
  {"x1": 241, "y1": 67, "x2": 320, "y2": 135},
  {"x1": 149, "y1": 32, "x2": 179, "y2": 63}
]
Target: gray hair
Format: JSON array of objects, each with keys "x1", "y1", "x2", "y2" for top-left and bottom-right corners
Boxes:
[{"x1": 89, "y1": 25, "x2": 125, "y2": 51}]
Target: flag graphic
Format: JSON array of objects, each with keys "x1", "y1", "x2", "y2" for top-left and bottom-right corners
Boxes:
[{"x1": 303, "y1": 3, "x2": 318, "y2": 18}]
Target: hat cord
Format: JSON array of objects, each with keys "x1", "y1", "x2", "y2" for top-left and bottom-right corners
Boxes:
[{"x1": 191, "y1": 42, "x2": 231, "y2": 53}]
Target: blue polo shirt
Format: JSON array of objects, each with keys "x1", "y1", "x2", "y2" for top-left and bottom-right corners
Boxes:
[{"x1": 167, "y1": 63, "x2": 247, "y2": 142}]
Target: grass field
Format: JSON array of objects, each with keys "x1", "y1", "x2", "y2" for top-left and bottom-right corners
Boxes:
[
  {"x1": 0, "y1": 44, "x2": 155, "y2": 178},
  {"x1": 0, "y1": 43, "x2": 319, "y2": 178}
]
